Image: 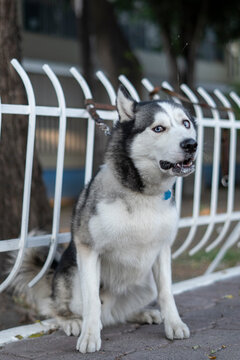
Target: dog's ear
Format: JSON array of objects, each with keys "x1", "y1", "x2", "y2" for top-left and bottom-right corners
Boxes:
[{"x1": 116, "y1": 84, "x2": 136, "y2": 122}]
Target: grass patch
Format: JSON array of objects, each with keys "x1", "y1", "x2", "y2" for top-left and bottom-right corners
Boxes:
[
  {"x1": 178, "y1": 246, "x2": 240, "y2": 266},
  {"x1": 173, "y1": 246, "x2": 240, "y2": 281}
]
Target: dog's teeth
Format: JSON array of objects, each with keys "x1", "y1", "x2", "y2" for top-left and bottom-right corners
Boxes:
[{"x1": 183, "y1": 160, "x2": 193, "y2": 168}]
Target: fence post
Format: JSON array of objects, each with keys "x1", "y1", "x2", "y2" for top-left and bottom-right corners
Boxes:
[
  {"x1": 28, "y1": 64, "x2": 67, "y2": 288},
  {"x1": 0, "y1": 59, "x2": 36, "y2": 292},
  {"x1": 70, "y1": 67, "x2": 95, "y2": 185},
  {"x1": 172, "y1": 84, "x2": 204, "y2": 259},
  {"x1": 206, "y1": 89, "x2": 236, "y2": 252},
  {"x1": 189, "y1": 87, "x2": 221, "y2": 255}
]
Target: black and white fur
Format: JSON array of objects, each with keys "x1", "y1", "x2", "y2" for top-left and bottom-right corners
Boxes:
[{"x1": 10, "y1": 85, "x2": 197, "y2": 353}]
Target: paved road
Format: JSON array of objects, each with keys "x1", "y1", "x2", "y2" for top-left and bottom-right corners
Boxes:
[{"x1": 0, "y1": 276, "x2": 240, "y2": 360}]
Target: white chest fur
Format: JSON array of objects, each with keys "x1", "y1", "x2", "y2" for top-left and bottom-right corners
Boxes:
[{"x1": 89, "y1": 194, "x2": 178, "y2": 293}]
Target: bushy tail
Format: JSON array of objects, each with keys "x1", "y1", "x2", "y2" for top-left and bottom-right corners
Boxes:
[{"x1": 7, "y1": 244, "x2": 56, "y2": 318}]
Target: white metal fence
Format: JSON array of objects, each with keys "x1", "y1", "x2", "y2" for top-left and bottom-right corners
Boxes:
[{"x1": 0, "y1": 58, "x2": 240, "y2": 293}]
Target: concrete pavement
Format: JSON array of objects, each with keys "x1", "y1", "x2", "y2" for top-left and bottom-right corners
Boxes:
[{"x1": 0, "y1": 275, "x2": 240, "y2": 360}]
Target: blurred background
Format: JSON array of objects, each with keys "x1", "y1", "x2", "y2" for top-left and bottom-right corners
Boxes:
[
  {"x1": 1, "y1": 0, "x2": 240, "y2": 330},
  {"x1": 10, "y1": 0, "x2": 240, "y2": 201}
]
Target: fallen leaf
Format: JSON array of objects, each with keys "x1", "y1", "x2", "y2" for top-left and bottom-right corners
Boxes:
[
  {"x1": 208, "y1": 356, "x2": 216, "y2": 359},
  {"x1": 28, "y1": 331, "x2": 45, "y2": 338},
  {"x1": 211, "y1": 349, "x2": 217, "y2": 354},
  {"x1": 192, "y1": 345, "x2": 200, "y2": 350},
  {"x1": 223, "y1": 294, "x2": 233, "y2": 299},
  {"x1": 15, "y1": 335, "x2": 23, "y2": 340}
]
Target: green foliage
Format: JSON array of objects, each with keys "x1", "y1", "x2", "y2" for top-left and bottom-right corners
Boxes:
[
  {"x1": 113, "y1": 0, "x2": 240, "y2": 54},
  {"x1": 109, "y1": 0, "x2": 135, "y2": 12},
  {"x1": 112, "y1": 0, "x2": 240, "y2": 86},
  {"x1": 124, "y1": 50, "x2": 136, "y2": 61},
  {"x1": 119, "y1": 67, "x2": 130, "y2": 76},
  {"x1": 229, "y1": 83, "x2": 240, "y2": 121},
  {"x1": 231, "y1": 82, "x2": 240, "y2": 95},
  {"x1": 187, "y1": 247, "x2": 240, "y2": 268},
  {"x1": 208, "y1": 0, "x2": 240, "y2": 43}
]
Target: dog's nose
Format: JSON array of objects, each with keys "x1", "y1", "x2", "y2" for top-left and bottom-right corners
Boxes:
[{"x1": 180, "y1": 138, "x2": 198, "y2": 153}]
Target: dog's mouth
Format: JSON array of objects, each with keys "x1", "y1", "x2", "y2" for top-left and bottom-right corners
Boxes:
[{"x1": 160, "y1": 158, "x2": 195, "y2": 176}]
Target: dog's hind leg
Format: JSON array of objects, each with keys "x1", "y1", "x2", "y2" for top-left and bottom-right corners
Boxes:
[
  {"x1": 127, "y1": 309, "x2": 162, "y2": 325},
  {"x1": 57, "y1": 316, "x2": 82, "y2": 337},
  {"x1": 101, "y1": 272, "x2": 159, "y2": 326},
  {"x1": 125, "y1": 273, "x2": 162, "y2": 325},
  {"x1": 52, "y1": 289, "x2": 83, "y2": 337},
  {"x1": 75, "y1": 243, "x2": 102, "y2": 353},
  {"x1": 52, "y1": 264, "x2": 83, "y2": 337}
]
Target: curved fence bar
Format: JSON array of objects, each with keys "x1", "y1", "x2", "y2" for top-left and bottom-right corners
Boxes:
[
  {"x1": 189, "y1": 87, "x2": 221, "y2": 256},
  {"x1": 96, "y1": 71, "x2": 117, "y2": 106},
  {"x1": 161, "y1": 81, "x2": 183, "y2": 216},
  {"x1": 141, "y1": 78, "x2": 160, "y2": 100},
  {"x1": 206, "y1": 89, "x2": 236, "y2": 252},
  {"x1": 162, "y1": 81, "x2": 181, "y2": 105},
  {"x1": 0, "y1": 59, "x2": 36, "y2": 292},
  {"x1": 229, "y1": 91, "x2": 240, "y2": 249},
  {"x1": 28, "y1": 64, "x2": 67, "y2": 287},
  {"x1": 172, "y1": 84, "x2": 204, "y2": 259},
  {"x1": 70, "y1": 67, "x2": 94, "y2": 185},
  {"x1": 230, "y1": 91, "x2": 240, "y2": 106},
  {"x1": 118, "y1": 75, "x2": 140, "y2": 102}
]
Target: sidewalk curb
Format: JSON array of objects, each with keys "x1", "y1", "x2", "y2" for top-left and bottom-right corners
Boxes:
[{"x1": 0, "y1": 319, "x2": 58, "y2": 347}]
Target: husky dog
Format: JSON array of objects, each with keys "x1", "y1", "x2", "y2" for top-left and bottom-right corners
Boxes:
[{"x1": 11, "y1": 85, "x2": 197, "y2": 353}]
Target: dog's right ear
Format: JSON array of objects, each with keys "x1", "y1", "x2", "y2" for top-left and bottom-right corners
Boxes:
[{"x1": 116, "y1": 84, "x2": 136, "y2": 122}]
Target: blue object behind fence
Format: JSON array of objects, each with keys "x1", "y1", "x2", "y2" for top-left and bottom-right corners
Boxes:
[{"x1": 43, "y1": 169, "x2": 85, "y2": 199}]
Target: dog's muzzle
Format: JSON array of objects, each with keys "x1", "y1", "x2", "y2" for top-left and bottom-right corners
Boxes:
[{"x1": 160, "y1": 138, "x2": 197, "y2": 176}]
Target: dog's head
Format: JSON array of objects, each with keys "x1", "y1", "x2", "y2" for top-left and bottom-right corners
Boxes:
[{"x1": 116, "y1": 85, "x2": 197, "y2": 178}]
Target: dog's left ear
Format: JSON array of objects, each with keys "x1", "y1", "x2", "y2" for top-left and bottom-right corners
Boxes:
[{"x1": 116, "y1": 84, "x2": 136, "y2": 122}]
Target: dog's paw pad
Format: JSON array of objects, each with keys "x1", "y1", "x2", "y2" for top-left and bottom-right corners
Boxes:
[
  {"x1": 76, "y1": 331, "x2": 101, "y2": 353},
  {"x1": 165, "y1": 320, "x2": 190, "y2": 340}
]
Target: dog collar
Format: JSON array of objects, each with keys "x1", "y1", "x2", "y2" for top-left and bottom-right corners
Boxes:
[{"x1": 163, "y1": 190, "x2": 172, "y2": 200}]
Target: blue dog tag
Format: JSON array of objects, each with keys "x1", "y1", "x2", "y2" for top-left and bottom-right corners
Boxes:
[{"x1": 163, "y1": 190, "x2": 171, "y2": 200}]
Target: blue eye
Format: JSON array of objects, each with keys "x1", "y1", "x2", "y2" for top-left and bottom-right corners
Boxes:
[
  {"x1": 152, "y1": 125, "x2": 165, "y2": 133},
  {"x1": 183, "y1": 120, "x2": 190, "y2": 129}
]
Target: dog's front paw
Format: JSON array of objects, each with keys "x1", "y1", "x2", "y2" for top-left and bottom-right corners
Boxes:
[
  {"x1": 164, "y1": 318, "x2": 190, "y2": 340},
  {"x1": 76, "y1": 328, "x2": 101, "y2": 353}
]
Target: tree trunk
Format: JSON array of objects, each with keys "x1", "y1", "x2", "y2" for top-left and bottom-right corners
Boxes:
[
  {"x1": 160, "y1": 26, "x2": 180, "y2": 88},
  {"x1": 152, "y1": 0, "x2": 208, "y2": 88},
  {"x1": 180, "y1": 1, "x2": 207, "y2": 88},
  {"x1": 74, "y1": 0, "x2": 143, "y2": 173},
  {"x1": 90, "y1": 0, "x2": 142, "y2": 91},
  {"x1": 76, "y1": 0, "x2": 94, "y2": 87},
  {"x1": 181, "y1": 45, "x2": 196, "y2": 88},
  {"x1": 0, "y1": 0, "x2": 52, "y2": 241}
]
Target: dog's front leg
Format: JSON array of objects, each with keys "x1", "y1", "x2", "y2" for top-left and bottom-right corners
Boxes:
[
  {"x1": 153, "y1": 245, "x2": 190, "y2": 340},
  {"x1": 75, "y1": 243, "x2": 102, "y2": 353}
]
